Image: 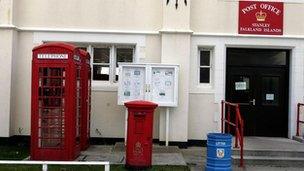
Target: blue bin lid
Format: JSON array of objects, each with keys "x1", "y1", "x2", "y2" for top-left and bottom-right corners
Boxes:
[{"x1": 207, "y1": 133, "x2": 232, "y2": 139}]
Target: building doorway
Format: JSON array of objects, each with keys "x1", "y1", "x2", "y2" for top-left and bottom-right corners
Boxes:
[{"x1": 226, "y1": 48, "x2": 289, "y2": 137}]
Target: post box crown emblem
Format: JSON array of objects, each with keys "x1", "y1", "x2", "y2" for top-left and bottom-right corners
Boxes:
[
  {"x1": 255, "y1": 10, "x2": 267, "y2": 22},
  {"x1": 133, "y1": 142, "x2": 143, "y2": 156}
]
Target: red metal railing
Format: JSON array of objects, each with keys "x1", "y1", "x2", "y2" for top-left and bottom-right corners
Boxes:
[
  {"x1": 221, "y1": 100, "x2": 244, "y2": 167},
  {"x1": 296, "y1": 103, "x2": 304, "y2": 136}
]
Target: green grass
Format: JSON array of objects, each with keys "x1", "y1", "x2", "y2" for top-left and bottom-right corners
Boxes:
[
  {"x1": 0, "y1": 145, "x2": 29, "y2": 160},
  {"x1": 0, "y1": 145, "x2": 189, "y2": 170},
  {"x1": 0, "y1": 165, "x2": 190, "y2": 171},
  {"x1": 111, "y1": 165, "x2": 190, "y2": 171},
  {"x1": 0, "y1": 165, "x2": 41, "y2": 171}
]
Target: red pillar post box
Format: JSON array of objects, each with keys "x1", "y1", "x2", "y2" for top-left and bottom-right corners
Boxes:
[
  {"x1": 79, "y1": 49, "x2": 91, "y2": 150},
  {"x1": 124, "y1": 100, "x2": 158, "y2": 169},
  {"x1": 31, "y1": 42, "x2": 82, "y2": 160}
]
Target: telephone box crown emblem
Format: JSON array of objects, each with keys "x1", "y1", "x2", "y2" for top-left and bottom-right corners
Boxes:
[{"x1": 255, "y1": 10, "x2": 267, "y2": 22}]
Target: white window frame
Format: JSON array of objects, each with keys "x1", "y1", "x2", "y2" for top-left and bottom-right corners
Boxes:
[
  {"x1": 90, "y1": 45, "x2": 111, "y2": 81},
  {"x1": 198, "y1": 48, "x2": 213, "y2": 87},
  {"x1": 34, "y1": 32, "x2": 145, "y2": 91},
  {"x1": 114, "y1": 45, "x2": 136, "y2": 82},
  {"x1": 85, "y1": 44, "x2": 135, "y2": 88}
]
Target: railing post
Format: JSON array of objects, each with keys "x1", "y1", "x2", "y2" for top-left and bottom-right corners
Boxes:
[
  {"x1": 297, "y1": 103, "x2": 300, "y2": 136},
  {"x1": 227, "y1": 105, "x2": 231, "y2": 134},
  {"x1": 221, "y1": 100, "x2": 224, "y2": 133},
  {"x1": 220, "y1": 100, "x2": 245, "y2": 168},
  {"x1": 240, "y1": 119, "x2": 244, "y2": 167},
  {"x1": 235, "y1": 107, "x2": 239, "y2": 148}
]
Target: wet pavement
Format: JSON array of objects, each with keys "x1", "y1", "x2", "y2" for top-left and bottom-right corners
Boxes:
[{"x1": 77, "y1": 138, "x2": 304, "y2": 171}]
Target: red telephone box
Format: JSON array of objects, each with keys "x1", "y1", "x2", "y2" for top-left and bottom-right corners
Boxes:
[
  {"x1": 79, "y1": 49, "x2": 91, "y2": 150},
  {"x1": 31, "y1": 42, "x2": 82, "y2": 160},
  {"x1": 124, "y1": 100, "x2": 158, "y2": 168}
]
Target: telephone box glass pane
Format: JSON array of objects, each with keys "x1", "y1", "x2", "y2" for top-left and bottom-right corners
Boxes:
[
  {"x1": 262, "y1": 76, "x2": 279, "y2": 106},
  {"x1": 87, "y1": 69, "x2": 91, "y2": 136},
  {"x1": 38, "y1": 67, "x2": 65, "y2": 148},
  {"x1": 76, "y1": 68, "x2": 81, "y2": 144}
]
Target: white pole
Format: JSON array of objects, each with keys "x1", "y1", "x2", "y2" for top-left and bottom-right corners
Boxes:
[
  {"x1": 104, "y1": 164, "x2": 110, "y2": 171},
  {"x1": 166, "y1": 107, "x2": 170, "y2": 146},
  {"x1": 42, "y1": 164, "x2": 48, "y2": 171},
  {"x1": 125, "y1": 108, "x2": 128, "y2": 145}
]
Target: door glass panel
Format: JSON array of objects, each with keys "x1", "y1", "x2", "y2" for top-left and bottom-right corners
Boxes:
[
  {"x1": 262, "y1": 76, "x2": 279, "y2": 106},
  {"x1": 232, "y1": 76, "x2": 251, "y2": 103},
  {"x1": 227, "y1": 48, "x2": 288, "y2": 66}
]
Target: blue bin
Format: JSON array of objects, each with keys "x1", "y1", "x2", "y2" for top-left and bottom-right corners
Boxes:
[{"x1": 205, "y1": 133, "x2": 232, "y2": 171}]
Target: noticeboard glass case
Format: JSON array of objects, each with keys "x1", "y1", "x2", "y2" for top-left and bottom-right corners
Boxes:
[{"x1": 118, "y1": 63, "x2": 179, "y2": 107}]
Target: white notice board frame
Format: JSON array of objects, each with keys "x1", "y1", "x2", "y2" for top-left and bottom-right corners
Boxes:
[
  {"x1": 117, "y1": 63, "x2": 179, "y2": 107},
  {"x1": 117, "y1": 64, "x2": 147, "y2": 105}
]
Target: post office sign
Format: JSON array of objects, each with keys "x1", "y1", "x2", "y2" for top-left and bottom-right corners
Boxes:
[{"x1": 239, "y1": 1, "x2": 283, "y2": 35}]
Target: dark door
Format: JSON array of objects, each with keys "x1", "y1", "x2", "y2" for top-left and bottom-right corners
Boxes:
[{"x1": 226, "y1": 48, "x2": 289, "y2": 137}]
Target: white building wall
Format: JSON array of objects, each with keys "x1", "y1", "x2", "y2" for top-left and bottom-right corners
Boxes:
[
  {"x1": 10, "y1": 32, "x2": 33, "y2": 136},
  {"x1": 1, "y1": 0, "x2": 304, "y2": 141},
  {"x1": 191, "y1": 0, "x2": 304, "y2": 35},
  {"x1": 0, "y1": 0, "x2": 13, "y2": 25},
  {"x1": 188, "y1": 93, "x2": 218, "y2": 140},
  {"x1": 15, "y1": 0, "x2": 162, "y2": 31},
  {"x1": 0, "y1": 30, "x2": 14, "y2": 137},
  {"x1": 9, "y1": 29, "x2": 18, "y2": 136},
  {"x1": 160, "y1": 33, "x2": 191, "y2": 142}
]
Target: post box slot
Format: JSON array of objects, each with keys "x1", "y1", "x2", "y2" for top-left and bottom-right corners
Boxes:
[{"x1": 134, "y1": 112, "x2": 146, "y2": 116}]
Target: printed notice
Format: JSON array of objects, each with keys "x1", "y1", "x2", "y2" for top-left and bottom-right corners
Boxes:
[
  {"x1": 151, "y1": 67, "x2": 175, "y2": 103},
  {"x1": 121, "y1": 67, "x2": 145, "y2": 101},
  {"x1": 266, "y1": 94, "x2": 274, "y2": 101},
  {"x1": 235, "y1": 82, "x2": 246, "y2": 90}
]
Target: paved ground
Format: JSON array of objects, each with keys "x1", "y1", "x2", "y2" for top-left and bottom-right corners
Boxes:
[
  {"x1": 77, "y1": 143, "x2": 186, "y2": 166},
  {"x1": 78, "y1": 143, "x2": 304, "y2": 171},
  {"x1": 181, "y1": 147, "x2": 304, "y2": 171},
  {"x1": 238, "y1": 137, "x2": 304, "y2": 151}
]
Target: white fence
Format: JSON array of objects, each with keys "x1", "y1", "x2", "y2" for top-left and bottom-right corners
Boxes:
[{"x1": 0, "y1": 160, "x2": 110, "y2": 171}]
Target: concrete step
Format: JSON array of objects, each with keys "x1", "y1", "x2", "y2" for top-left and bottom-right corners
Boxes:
[
  {"x1": 292, "y1": 136, "x2": 304, "y2": 143},
  {"x1": 233, "y1": 149, "x2": 304, "y2": 158},
  {"x1": 232, "y1": 155, "x2": 304, "y2": 167}
]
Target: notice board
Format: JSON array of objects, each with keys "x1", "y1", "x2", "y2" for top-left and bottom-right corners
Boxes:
[{"x1": 118, "y1": 63, "x2": 179, "y2": 107}]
